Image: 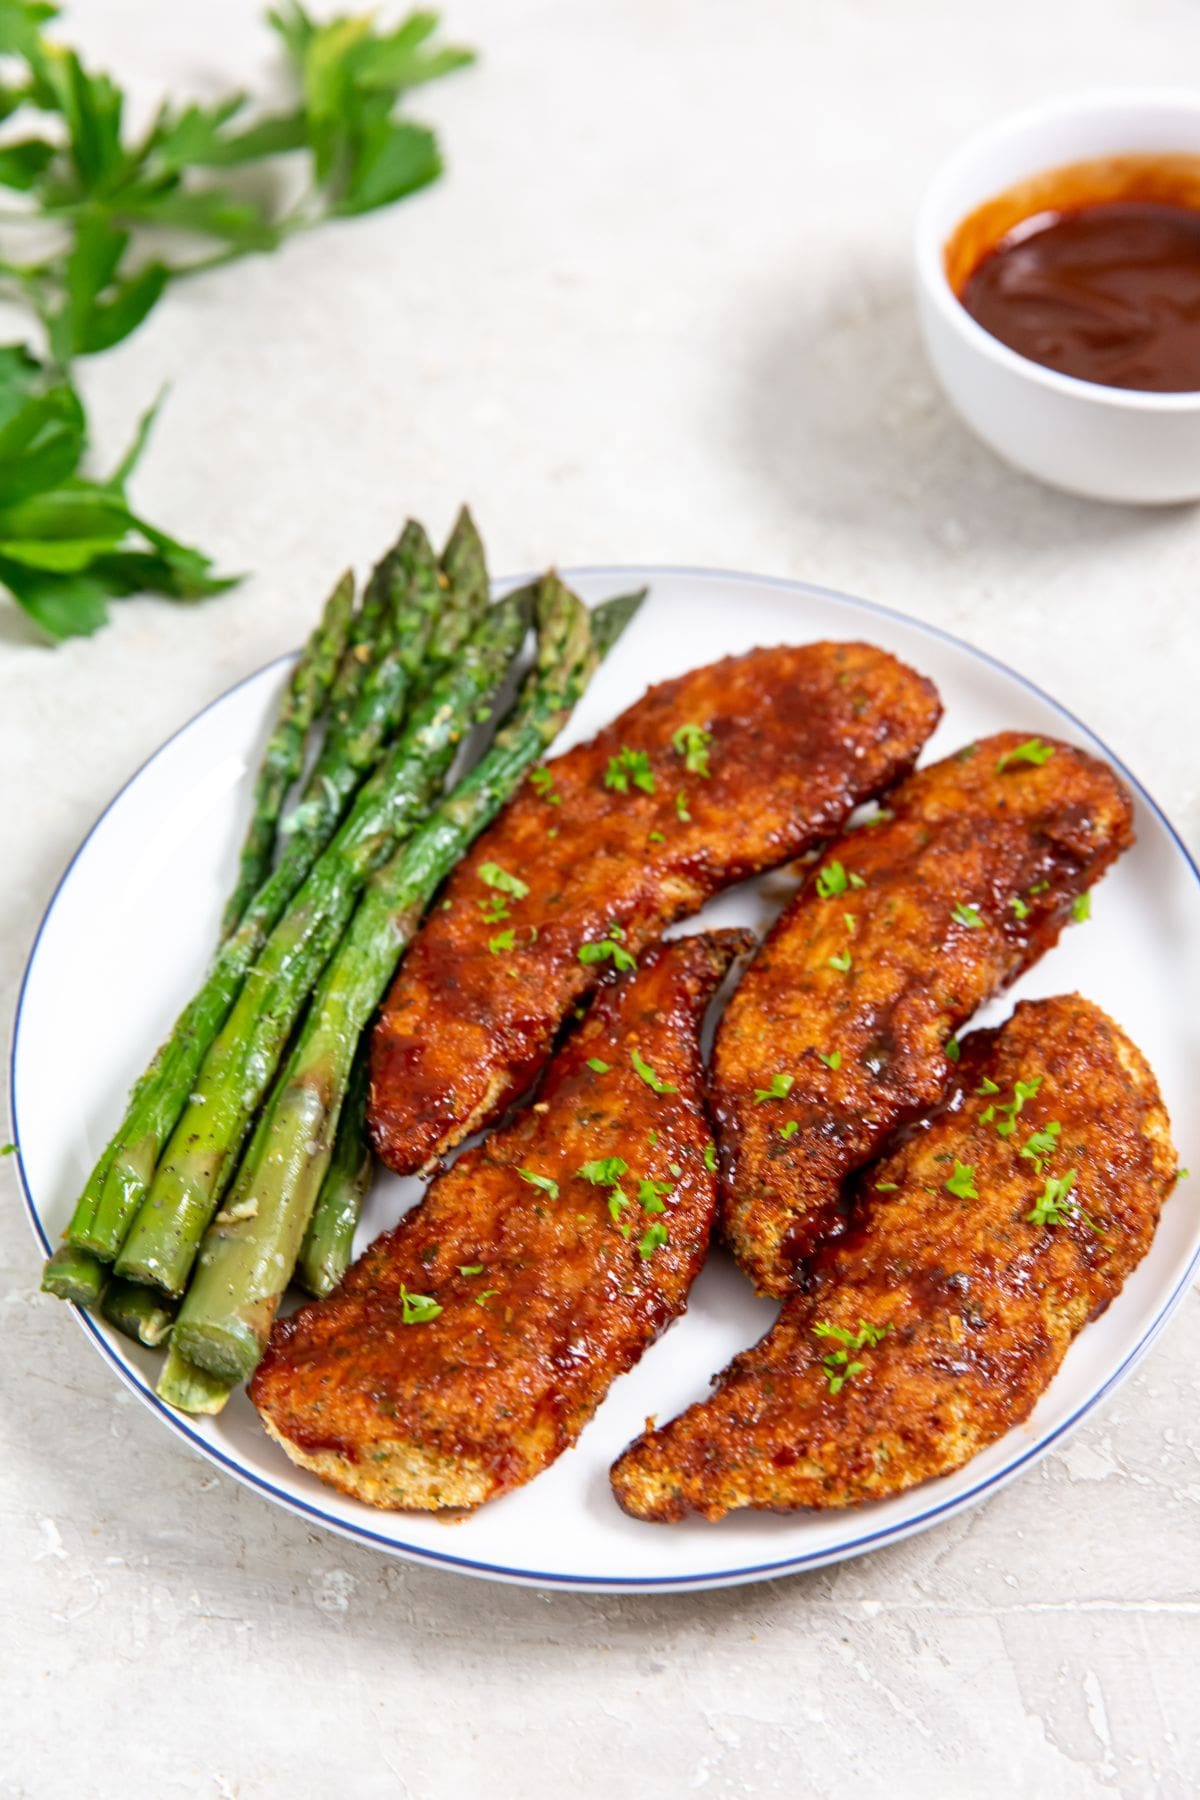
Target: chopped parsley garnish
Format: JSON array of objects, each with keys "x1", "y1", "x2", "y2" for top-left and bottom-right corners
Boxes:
[
  {"x1": 518, "y1": 1167, "x2": 559, "y2": 1199},
  {"x1": 1009, "y1": 895, "x2": 1031, "y2": 921},
  {"x1": 479, "y1": 861, "x2": 529, "y2": 900},
  {"x1": 631, "y1": 1047, "x2": 678, "y2": 1094},
  {"x1": 945, "y1": 1036, "x2": 960, "y2": 1063},
  {"x1": 827, "y1": 949, "x2": 853, "y2": 974},
  {"x1": 1020, "y1": 1122, "x2": 1060, "y2": 1174},
  {"x1": 945, "y1": 1162, "x2": 978, "y2": 1200},
  {"x1": 755, "y1": 1072, "x2": 795, "y2": 1103},
  {"x1": 0, "y1": 1142, "x2": 14, "y2": 1156},
  {"x1": 637, "y1": 1221, "x2": 669, "y2": 1260},
  {"x1": 586, "y1": 1057, "x2": 611, "y2": 1074},
  {"x1": 779, "y1": 1120, "x2": 799, "y2": 1141},
  {"x1": 951, "y1": 902, "x2": 983, "y2": 929},
  {"x1": 578, "y1": 924, "x2": 637, "y2": 973},
  {"x1": 638, "y1": 1178, "x2": 672, "y2": 1214},
  {"x1": 977, "y1": 1076, "x2": 1001, "y2": 1096},
  {"x1": 672, "y1": 721, "x2": 712, "y2": 777},
  {"x1": 458, "y1": 1264, "x2": 484, "y2": 1276},
  {"x1": 818, "y1": 1050, "x2": 842, "y2": 1070},
  {"x1": 985, "y1": 1076, "x2": 1043, "y2": 1138},
  {"x1": 1177, "y1": 1168, "x2": 1191, "y2": 1182},
  {"x1": 703, "y1": 1141, "x2": 717, "y2": 1171},
  {"x1": 675, "y1": 789, "x2": 691, "y2": 822},
  {"x1": 812, "y1": 1318, "x2": 890, "y2": 1394},
  {"x1": 815, "y1": 859, "x2": 866, "y2": 899},
  {"x1": 608, "y1": 1189, "x2": 630, "y2": 1225},
  {"x1": 1026, "y1": 1168, "x2": 1102, "y2": 1233},
  {"x1": 475, "y1": 1289, "x2": 498, "y2": 1306},
  {"x1": 604, "y1": 746, "x2": 655, "y2": 794},
  {"x1": 648, "y1": 830, "x2": 664, "y2": 844},
  {"x1": 400, "y1": 1285, "x2": 443, "y2": 1325},
  {"x1": 1072, "y1": 891, "x2": 1092, "y2": 923},
  {"x1": 530, "y1": 766, "x2": 561, "y2": 804},
  {"x1": 577, "y1": 1156, "x2": 629, "y2": 1186},
  {"x1": 478, "y1": 893, "x2": 510, "y2": 924},
  {"x1": 873, "y1": 1181, "x2": 898, "y2": 1192},
  {"x1": 488, "y1": 928, "x2": 516, "y2": 955},
  {"x1": 1028, "y1": 880, "x2": 1049, "y2": 895},
  {"x1": 996, "y1": 738, "x2": 1055, "y2": 773}
]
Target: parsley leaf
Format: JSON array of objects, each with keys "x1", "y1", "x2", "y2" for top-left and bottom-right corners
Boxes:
[
  {"x1": 479, "y1": 861, "x2": 529, "y2": 900},
  {"x1": 577, "y1": 1157, "x2": 629, "y2": 1186},
  {"x1": 1026, "y1": 1168, "x2": 1102, "y2": 1232},
  {"x1": 754, "y1": 1071, "x2": 794, "y2": 1103},
  {"x1": 631, "y1": 1047, "x2": 678, "y2": 1094},
  {"x1": 992, "y1": 1076, "x2": 1043, "y2": 1138},
  {"x1": 951, "y1": 902, "x2": 983, "y2": 929},
  {"x1": 637, "y1": 1221, "x2": 669, "y2": 1259},
  {"x1": 1009, "y1": 895, "x2": 1031, "y2": 921},
  {"x1": 586, "y1": 1057, "x2": 611, "y2": 1074},
  {"x1": 578, "y1": 925, "x2": 637, "y2": 974},
  {"x1": 779, "y1": 1120, "x2": 799, "y2": 1141},
  {"x1": 1072, "y1": 891, "x2": 1092, "y2": 923},
  {"x1": 996, "y1": 738, "x2": 1056, "y2": 773},
  {"x1": 604, "y1": 746, "x2": 655, "y2": 794},
  {"x1": 675, "y1": 789, "x2": 691, "y2": 822},
  {"x1": 529, "y1": 766, "x2": 560, "y2": 804},
  {"x1": 399, "y1": 1284, "x2": 442, "y2": 1325},
  {"x1": 671, "y1": 721, "x2": 712, "y2": 776},
  {"x1": 1020, "y1": 1121, "x2": 1061, "y2": 1174},
  {"x1": 818, "y1": 1050, "x2": 841, "y2": 1070},
  {"x1": 827, "y1": 949, "x2": 853, "y2": 974},
  {"x1": 458, "y1": 1263, "x2": 484, "y2": 1276},
  {"x1": 637, "y1": 1178, "x2": 672, "y2": 1214},
  {"x1": 518, "y1": 1167, "x2": 558, "y2": 1199},
  {"x1": 945, "y1": 1161, "x2": 978, "y2": 1200},
  {"x1": 0, "y1": 4, "x2": 475, "y2": 640},
  {"x1": 703, "y1": 1141, "x2": 717, "y2": 1172},
  {"x1": 812, "y1": 1318, "x2": 890, "y2": 1393},
  {"x1": 815, "y1": 860, "x2": 848, "y2": 898},
  {"x1": 488, "y1": 928, "x2": 516, "y2": 956},
  {"x1": 945, "y1": 1036, "x2": 961, "y2": 1063}
]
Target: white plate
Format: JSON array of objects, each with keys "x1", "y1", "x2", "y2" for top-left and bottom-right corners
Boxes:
[{"x1": 12, "y1": 568, "x2": 1200, "y2": 1593}]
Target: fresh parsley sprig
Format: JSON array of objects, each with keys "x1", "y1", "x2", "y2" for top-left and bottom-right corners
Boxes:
[{"x1": 0, "y1": 1, "x2": 474, "y2": 639}]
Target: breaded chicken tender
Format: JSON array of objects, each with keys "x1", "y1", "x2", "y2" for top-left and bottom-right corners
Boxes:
[
  {"x1": 612, "y1": 995, "x2": 1175, "y2": 1522},
  {"x1": 252, "y1": 932, "x2": 750, "y2": 1510},
  {"x1": 369, "y1": 641, "x2": 940, "y2": 1175},
  {"x1": 716, "y1": 733, "x2": 1134, "y2": 1295}
]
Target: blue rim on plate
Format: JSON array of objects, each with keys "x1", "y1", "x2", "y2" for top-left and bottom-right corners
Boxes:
[{"x1": 11, "y1": 566, "x2": 1200, "y2": 1593}]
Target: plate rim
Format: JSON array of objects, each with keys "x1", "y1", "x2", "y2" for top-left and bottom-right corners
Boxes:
[{"x1": 11, "y1": 562, "x2": 1200, "y2": 1594}]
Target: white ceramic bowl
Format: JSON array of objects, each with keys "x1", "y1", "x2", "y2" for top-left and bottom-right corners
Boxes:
[{"x1": 915, "y1": 90, "x2": 1200, "y2": 504}]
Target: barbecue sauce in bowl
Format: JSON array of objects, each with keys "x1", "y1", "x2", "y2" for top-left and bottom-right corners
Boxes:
[{"x1": 945, "y1": 154, "x2": 1200, "y2": 392}]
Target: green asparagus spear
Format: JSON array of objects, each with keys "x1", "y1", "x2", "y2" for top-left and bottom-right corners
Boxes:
[
  {"x1": 296, "y1": 1044, "x2": 372, "y2": 1298},
  {"x1": 432, "y1": 506, "x2": 490, "y2": 663},
  {"x1": 156, "y1": 1341, "x2": 235, "y2": 1414},
  {"x1": 65, "y1": 525, "x2": 460, "y2": 1270},
  {"x1": 101, "y1": 1277, "x2": 176, "y2": 1347},
  {"x1": 589, "y1": 588, "x2": 648, "y2": 656},
  {"x1": 115, "y1": 593, "x2": 532, "y2": 1295},
  {"x1": 40, "y1": 1241, "x2": 107, "y2": 1306},
  {"x1": 173, "y1": 576, "x2": 639, "y2": 1386},
  {"x1": 221, "y1": 571, "x2": 355, "y2": 937}
]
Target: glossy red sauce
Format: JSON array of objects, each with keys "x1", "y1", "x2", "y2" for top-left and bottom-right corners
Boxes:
[{"x1": 945, "y1": 154, "x2": 1200, "y2": 393}]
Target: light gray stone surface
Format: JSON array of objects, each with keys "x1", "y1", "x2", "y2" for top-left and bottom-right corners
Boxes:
[{"x1": 2, "y1": 2, "x2": 1198, "y2": 1794}]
